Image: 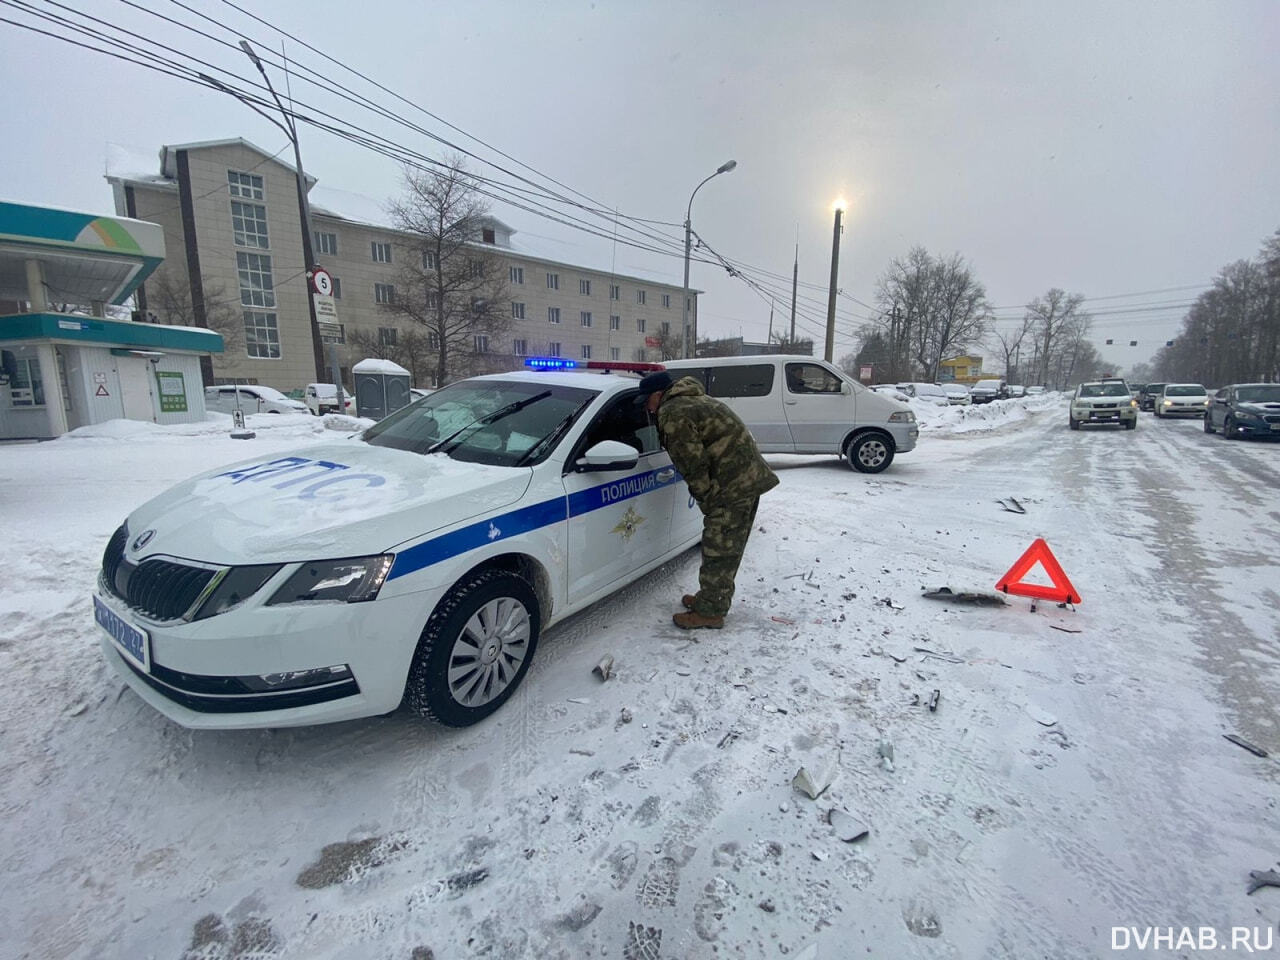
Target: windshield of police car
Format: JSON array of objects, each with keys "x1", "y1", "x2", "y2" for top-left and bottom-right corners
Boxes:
[{"x1": 362, "y1": 379, "x2": 597, "y2": 466}]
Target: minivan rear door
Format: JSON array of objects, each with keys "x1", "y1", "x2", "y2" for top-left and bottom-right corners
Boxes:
[{"x1": 704, "y1": 362, "x2": 791, "y2": 452}]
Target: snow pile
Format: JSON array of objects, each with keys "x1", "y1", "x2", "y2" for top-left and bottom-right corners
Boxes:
[
  {"x1": 912, "y1": 392, "x2": 1065, "y2": 433},
  {"x1": 61, "y1": 412, "x2": 374, "y2": 443}
]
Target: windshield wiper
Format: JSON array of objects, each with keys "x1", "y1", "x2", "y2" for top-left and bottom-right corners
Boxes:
[{"x1": 425, "y1": 391, "x2": 552, "y2": 455}]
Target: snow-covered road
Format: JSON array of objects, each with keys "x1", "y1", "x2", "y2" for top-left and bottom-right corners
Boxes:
[{"x1": 3, "y1": 401, "x2": 1278, "y2": 959}]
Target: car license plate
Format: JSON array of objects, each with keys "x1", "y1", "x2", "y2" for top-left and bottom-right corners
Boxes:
[{"x1": 93, "y1": 594, "x2": 150, "y2": 672}]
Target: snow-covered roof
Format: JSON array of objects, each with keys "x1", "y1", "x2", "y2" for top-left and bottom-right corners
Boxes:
[{"x1": 353, "y1": 358, "x2": 410, "y2": 376}]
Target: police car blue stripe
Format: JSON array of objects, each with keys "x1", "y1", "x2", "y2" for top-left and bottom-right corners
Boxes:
[{"x1": 387, "y1": 467, "x2": 679, "y2": 582}]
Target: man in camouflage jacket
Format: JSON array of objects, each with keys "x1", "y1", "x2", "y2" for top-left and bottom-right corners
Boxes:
[{"x1": 641, "y1": 371, "x2": 780, "y2": 629}]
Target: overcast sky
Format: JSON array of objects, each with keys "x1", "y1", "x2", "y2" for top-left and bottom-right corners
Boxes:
[{"x1": 3, "y1": 0, "x2": 1277, "y2": 371}]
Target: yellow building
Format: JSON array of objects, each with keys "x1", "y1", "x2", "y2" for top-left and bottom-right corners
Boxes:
[{"x1": 939, "y1": 354, "x2": 984, "y2": 385}]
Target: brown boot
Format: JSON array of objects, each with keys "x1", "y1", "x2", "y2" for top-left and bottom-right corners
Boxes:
[
  {"x1": 673, "y1": 610, "x2": 724, "y2": 630},
  {"x1": 681, "y1": 594, "x2": 697, "y2": 610}
]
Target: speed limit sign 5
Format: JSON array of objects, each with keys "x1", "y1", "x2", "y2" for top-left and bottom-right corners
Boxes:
[{"x1": 311, "y1": 268, "x2": 333, "y2": 297}]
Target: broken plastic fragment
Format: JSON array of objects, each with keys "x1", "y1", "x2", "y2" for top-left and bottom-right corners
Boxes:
[
  {"x1": 923, "y1": 587, "x2": 1008, "y2": 606},
  {"x1": 593, "y1": 655, "x2": 614, "y2": 682},
  {"x1": 1247, "y1": 869, "x2": 1280, "y2": 894},
  {"x1": 828, "y1": 807, "x2": 870, "y2": 843},
  {"x1": 1024, "y1": 703, "x2": 1057, "y2": 726},
  {"x1": 1224, "y1": 734, "x2": 1268, "y2": 758}
]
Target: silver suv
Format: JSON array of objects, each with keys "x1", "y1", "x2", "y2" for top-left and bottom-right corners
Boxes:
[{"x1": 1069, "y1": 379, "x2": 1137, "y2": 430}]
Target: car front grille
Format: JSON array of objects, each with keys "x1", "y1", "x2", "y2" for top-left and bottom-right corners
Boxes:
[{"x1": 101, "y1": 535, "x2": 219, "y2": 622}]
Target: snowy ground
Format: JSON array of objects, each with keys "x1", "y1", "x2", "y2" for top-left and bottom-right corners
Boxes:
[{"x1": 3, "y1": 396, "x2": 1279, "y2": 959}]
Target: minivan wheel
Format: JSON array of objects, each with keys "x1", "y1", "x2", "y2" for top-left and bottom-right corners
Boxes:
[
  {"x1": 404, "y1": 569, "x2": 540, "y2": 727},
  {"x1": 845, "y1": 432, "x2": 894, "y2": 473}
]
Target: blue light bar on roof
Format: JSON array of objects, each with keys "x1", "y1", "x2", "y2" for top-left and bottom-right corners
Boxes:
[{"x1": 524, "y1": 357, "x2": 580, "y2": 370}]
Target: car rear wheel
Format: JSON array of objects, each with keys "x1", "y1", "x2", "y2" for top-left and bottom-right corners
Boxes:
[
  {"x1": 845, "y1": 432, "x2": 894, "y2": 473},
  {"x1": 404, "y1": 569, "x2": 540, "y2": 727}
]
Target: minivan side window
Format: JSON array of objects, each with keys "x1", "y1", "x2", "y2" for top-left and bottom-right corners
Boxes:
[
  {"x1": 707, "y1": 364, "x2": 774, "y2": 398},
  {"x1": 785, "y1": 363, "x2": 842, "y2": 394}
]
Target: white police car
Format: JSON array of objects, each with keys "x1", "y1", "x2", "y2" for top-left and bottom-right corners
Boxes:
[{"x1": 93, "y1": 360, "x2": 702, "y2": 729}]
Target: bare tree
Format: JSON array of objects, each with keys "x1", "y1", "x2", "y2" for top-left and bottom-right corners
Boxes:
[
  {"x1": 767, "y1": 331, "x2": 815, "y2": 356},
  {"x1": 988, "y1": 316, "x2": 1034, "y2": 384},
  {"x1": 383, "y1": 158, "x2": 510, "y2": 385},
  {"x1": 146, "y1": 266, "x2": 243, "y2": 353},
  {"x1": 873, "y1": 247, "x2": 990, "y2": 381},
  {"x1": 1025, "y1": 289, "x2": 1090, "y2": 389}
]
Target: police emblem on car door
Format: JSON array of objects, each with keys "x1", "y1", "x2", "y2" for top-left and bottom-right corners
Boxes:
[{"x1": 562, "y1": 392, "x2": 678, "y2": 602}]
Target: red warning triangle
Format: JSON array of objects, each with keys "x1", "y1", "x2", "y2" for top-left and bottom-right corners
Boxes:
[{"x1": 995, "y1": 537, "x2": 1080, "y2": 604}]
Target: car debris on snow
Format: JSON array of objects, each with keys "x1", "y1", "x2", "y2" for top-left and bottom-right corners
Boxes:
[
  {"x1": 877, "y1": 740, "x2": 895, "y2": 773},
  {"x1": 828, "y1": 807, "x2": 870, "y2": 842},
  {"x1": 1024, "y1": 703, "x2": 1058, "y2": 726},
  {"x1": 792, "y1": 756, "x2": 839, "y2": 799},
  {"x1": 1223, "y1": 734, "x2": 1268, "y2": 758},
  {"x1": 927, "y1": 689, "x2": 940, "y2": 712},
  {"x1": 1247, "y1": 869, "x2": 1280, "y2": 894},
  {"x1": 593, "y1": 655, "x2": 614, "y2": 681},
  {"x1": 1050, "y1": 624, "x2": 1083, "y2": 633},
  {"x1": 995, "y1": 497, "x2": 1027, "y2": 514},
  {"x1": 922, "y1": 586, "x2": 1009, "y2": 607}
]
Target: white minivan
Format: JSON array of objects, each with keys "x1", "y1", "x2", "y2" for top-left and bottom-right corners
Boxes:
[{"x1": 663, "y1": 355, "x2": 918, "y2": 473}]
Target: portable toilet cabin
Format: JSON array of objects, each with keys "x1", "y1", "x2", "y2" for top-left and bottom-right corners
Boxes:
[{"x1": 352, "y1": 358, "x2": 411, "y2": 421}]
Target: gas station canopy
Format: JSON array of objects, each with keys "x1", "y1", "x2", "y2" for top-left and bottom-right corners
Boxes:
[{"x1": 0, "y1": 199, "x2": 165, "y2": 307}]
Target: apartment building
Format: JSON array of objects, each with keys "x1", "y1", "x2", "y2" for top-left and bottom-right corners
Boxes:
[{"x1": 107, "y1": 138, "x2": 696, "y2": 388}]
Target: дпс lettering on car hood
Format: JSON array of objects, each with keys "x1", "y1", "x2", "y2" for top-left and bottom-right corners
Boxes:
[{"x1": 120, "y1": 441, "x2": 531, "y2": 566}]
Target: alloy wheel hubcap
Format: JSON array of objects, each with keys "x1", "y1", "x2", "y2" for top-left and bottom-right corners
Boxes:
[
  {"x1": 448, "y1": 597, "x2": 531, "y2": 707},
  {"x1": 859, "y1": 442, "x2": 886, "y2": 467}
]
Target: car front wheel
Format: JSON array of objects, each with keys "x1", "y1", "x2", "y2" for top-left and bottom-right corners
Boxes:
[
  {"x1": 1069, "y1": 416, "x2": 1080, "y2": 430},
  {"x1": 1203, "y1": 414, "x2": 1215, "y2": 434},
  {"x1": 845, "y1": 432, "x2": 894, "y2": 473},
  {"x1": 1224, "y1": 415, "x2": 1237, "y2": 439},
  {"x1": 1124, "y1": 418, "x2": 1135, "y2": 430},
  {"x1": 405, "y1": 569, "x2": 540, "y2": 727}
]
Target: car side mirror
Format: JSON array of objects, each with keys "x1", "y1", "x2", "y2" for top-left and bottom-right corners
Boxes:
[
  {"x1": 840, "y1": 381, "x2": 852, "y2": 396},
  {"x1": 574, "y1": 440, "x2": 639, "y2": 473}
]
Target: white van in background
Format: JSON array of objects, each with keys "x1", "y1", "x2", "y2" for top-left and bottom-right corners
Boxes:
[{"x1": 662, "y1": 355, "x2": 918, "y2": 473}]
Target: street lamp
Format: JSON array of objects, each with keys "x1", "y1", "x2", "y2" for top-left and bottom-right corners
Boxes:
[
  {"x1": 203, "y1": 44, "x2": 330, "y2": 387},
  {"x1": 681, "y1": 159, "x2": 737, "y2": 359}
]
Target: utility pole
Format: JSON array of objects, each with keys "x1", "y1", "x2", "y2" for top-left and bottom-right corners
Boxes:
[
  {"x1": 824, "y1": 205, "x2": 844, "y2": 363},
  {"x1": 767, "y1": 297, "x2": 774, "y2": 344},
  {"x1": 789, "y1": 241, "x2": 798, "y2": 344},
  {"x1": 235, "y1": 42, "x2": 329, "y2": 389}
]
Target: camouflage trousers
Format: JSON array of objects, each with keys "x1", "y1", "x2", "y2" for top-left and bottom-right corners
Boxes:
[{"x1": 691, "y1": 496, "x2": 761, "y2": 617}]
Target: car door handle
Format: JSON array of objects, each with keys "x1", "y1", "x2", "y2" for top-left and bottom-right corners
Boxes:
[
  {"x1": 656, "y1": 469, "x2": 675, "y2": 482},
  {"x1": 785, "y1": 399, "x2": 798, "y2": 405}
]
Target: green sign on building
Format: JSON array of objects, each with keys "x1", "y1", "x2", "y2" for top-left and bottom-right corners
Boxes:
[{"x1": 155, "y1": 370, "x2": 188, "y2": 413}]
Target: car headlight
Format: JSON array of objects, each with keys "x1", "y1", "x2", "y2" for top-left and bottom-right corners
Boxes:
[
  {"x1": 1130, "y1": 399, "x2": 1138, "y2": 408},
  {"x1": 266, "y1": 555, "x2": 394, "y2": 605},
  {"x1": 1235, "y1": 410, "x2": 1259, "y2": 421},
  {"x1": 191, "y1": 564, "x2": 283, "y2": 620},
  {"x1": 889, "y1": 410, "x2": 916, "y2": 423}
]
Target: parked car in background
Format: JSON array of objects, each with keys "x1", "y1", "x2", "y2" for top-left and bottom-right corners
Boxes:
[
  {"x1": 1204, "y1": 383, "x2": 1280, "y2": 439},
  {"x1": 304, "y1": 382, "x2": 354, "y2": 416},
  {"x1": 1069, "y1": 380, "x2": 1137, "y2": 430},
  {"x1": 1137, "y1": 383, "x2": 1167, "y2": 411},
  {"x1": 970, "y1": 379, "x2": 1008, "y2": 404},
  {"x1": 898, "y1": 382, "x2": 951, "y2": 407},
  {"x1": 870, "y1": 384, "x2": 911, "y2": 401},
  {"x1": 204, "y1": 384, "x2": 309, "y2": 416},
  {"x1": 941, "y1": 382, "x2": 971, "y2": 405},
  {"x1": 1007, "y1": 384, "x2": 1026, "y2": 398},
  {"x1": 1025, "y1": 385, "x2": 1046, "y2": 396},
  {"x1": 1153, "y1": 383, "x2": 1209, "y2": 418}
]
